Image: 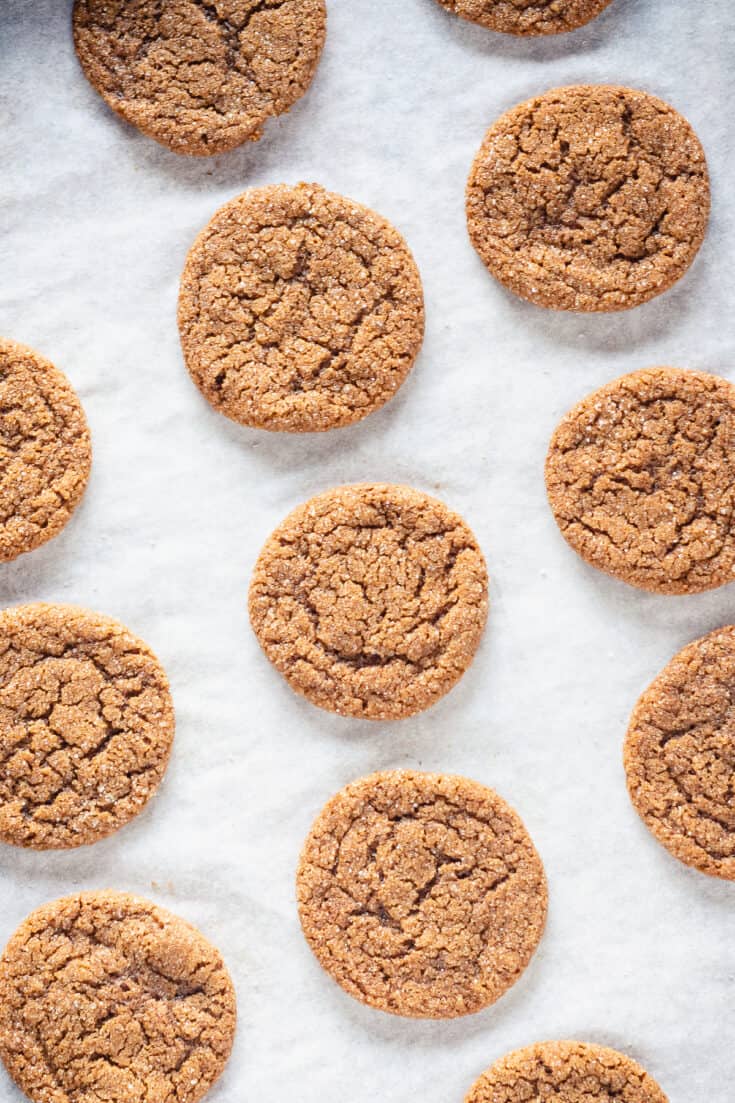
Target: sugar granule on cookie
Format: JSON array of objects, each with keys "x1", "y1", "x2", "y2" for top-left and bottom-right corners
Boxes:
[
  {"x1": 467, "y1": 85, "x2": 709, "y2": 312},
  {"x1": 178, "y1": 183, "x2": 425, "y2": 432},
  {"x1": 297, "y1": 770, "x2": 547, "y2": 1018},
  {"x1": 0, "y1": 603, "x2": 175, "y2": 850},
  {"x1": 248, "y1": 484, "x2": 488, "y2": 718},
  {"x1": 625, "y1": 626, "x2": 735, "y2": 880},
  {"x1": 73, "y1": 0, "x2": 327, "y2": 156},
  {"x1": 434, "y1": 0, "x2": 614, "y2": 35},
  {"x1": 466, "y1": 1040, "x2": 669, "y2": 1103},
  {"x1": 0, "y1": 891, "x2": 236, "y2": 1103},
  {"x1": 545, "y1": 367, "x2": 735, "y2": 594},
  {"x1": 0, "y1": 338, "x2": 91, "y2": 563}
]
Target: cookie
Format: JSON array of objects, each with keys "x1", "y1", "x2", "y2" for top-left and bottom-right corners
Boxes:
[
  {"x1": 72, "y1": 0, "x2": 327, "y2": 156},
  {"x1": 625, "y1": 627, "x2": 735, "y2": 880},
  {"x1": 466, "y1": 85, "x2": 709, "y2": 312},
  {"x1": 545, "y1": 368, "x2": 735, "y2": 594},
  {"x1": 0, "y1": 339, "x2": 91, "y2": 563},
  {"x1": 0, "y1": 603, "x2": 175, "y2": 850},
  {"x1": 178, "y1": 183, "x2": 425, "y2": 432},
  {"x1": 434, "y1": 0, "x2": 614, "y2": 35},
  {"x1": 296, "y1": 770, "x2": 547, "y2": 1018},
  {"x1": 248, "y1": 484, "x2": 488, "y2": 718},
  {"x1": 466, "y1": 1041, "x2": 668, "y2": 1103},
  {"x1": 0, "y1": 891, "x2": 236, "y2": 1103}
]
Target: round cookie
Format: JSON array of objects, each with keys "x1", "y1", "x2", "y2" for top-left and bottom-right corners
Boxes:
[
  {"x1": 0, "y1": 339, "x2": 91, "y2": 563},
  {"x1": 545, "y1": 367, "x2": 735, "y2": 594},
  {"x1": 0, "y1": 603, "x2": 175, "y2": 850},
  {"x1": 178, "y1": 183, "x2": 425, "y2": 432},
  {"x1": 466, "y1": 1041, "x2": 668, "y2": 1103},
  {"x1": 296, "y1": 770, "x2": 547, "y2": 1018},
  {"x1": 72, "y1": 0, "x2": 327, "y2": 156},
  {"x1": 248, "y1": 484, "x2": 488, "y2": 718},
  {"x1": 434, "y1": 0, "x2": 614, "y2": 35},
  {"x1": 466, "y1": 85, "x2": 709, "y2": 312},
  {"x1": 0, "y1": 891, "x2": 236, "y2": 1103},
  {"x1": 625, "y1": 626, "x2": 735, "y2": 880}
]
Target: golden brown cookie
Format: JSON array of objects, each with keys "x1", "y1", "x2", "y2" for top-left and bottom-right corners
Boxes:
[
  {"x1": 249, "y1": 484, "x2": 488, "y2": 718},
  {"x1": 72, "y1": 0, "x2": 327, "y2": 156},
  {"x1": 466, "y1": 85, "x2": 709, "y2": 312},
  {"x1": 545, "y1": 367, "x2": 735, "y2": 594},
  {"x1": 296, "y1": 770, "x2": 547, "y2": 1018},
  {"x1": 625, "y1": 627, "x2": 735, "y2": 880},
  {"x1": 434, "y1": 0, "x2": 614, "y2": 35},
  {"x1": 0, "y1": 603, "x2": 175, "y2": 850},
  {"x1": 0, "y1": 891, "x2": 236, "y2": 1103},
  {"x1": 466, "y1": 1041, "x2": 668, "y2": 1103},
  {"x1": 0, "y1": 338, "x2": 91, "y2": 563},
  {"x1": 178, "y1": 183, "x2": 425, "y2": 432}
]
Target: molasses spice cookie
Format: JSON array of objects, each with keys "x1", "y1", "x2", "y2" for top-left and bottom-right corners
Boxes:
[
  {"x1": 466, "y1": 1041, "x2": 669, "y2": 1103},
  {"x1": 249, "y1": 484, "x2": 488, "y2": 719},
  {"x1": 179, "y1": 183, "x2": 425, "y2": 432},
  {"x1": 0, "y1": 604, "x2": 175, "y2": 850},
  {"x1": 467, "y1": 85, "x2": 709, "y2": 312},
  {"x1": 0, "y1": 891, "x2": 236, "y2": 1103},
  {"x1": 297, "y1": 770, "x2": 547, "y2": 1018},
  {"x1": 0, "y1": 338, "x2": 91, "y2": 563},
  {"x1": 435, "y1": 0, "x2": 614, "y2": 36},
  {"x1": 545, "y1": 368, "x2": 735, "y2": 594},
  {"x1": 73, "y1": 0, "x2": 327, "y2": 156},
  {"x1": 625, "y1": 626, "x2": 735, "y2": 880}
]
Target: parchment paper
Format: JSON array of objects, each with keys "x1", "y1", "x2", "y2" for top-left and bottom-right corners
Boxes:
[{"x1": 1, "y1": 2, "x2": 734, "y2": 1100}]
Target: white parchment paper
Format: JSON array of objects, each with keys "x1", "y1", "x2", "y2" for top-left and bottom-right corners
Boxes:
[{"x1": 1, "y1": 1, "x2": 734, "y2": 1100}]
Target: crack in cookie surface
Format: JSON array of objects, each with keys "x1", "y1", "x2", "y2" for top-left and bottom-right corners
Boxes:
[
  {"x1": 467, "y1": 1041, "x2": 669, "y2": 1102},
  {"x1": 72, "y1": 0, "x2": 327, "y2": 155},
  {"x1": 0, "y1": 604, "x2": 174, "y2": 849},
  {"x1": 545, "y1": 368, "x2": 735, "y2": 594},
  {"x1": 297, "y1": 771, "x2": 547, "y2": 1018},
  {"x1": 0, "y1": 891, "x2": 236, "y2": 1103},
  {"x1": 248, "y1": 484, "x2": 488, "y2": 718},
  {"x1": 466, "y1": 86, "x2": 709, "y2": 311},
  {"x1": 0, "y1": 339, "x2": 91, "y2": 563},
  {"x1": 625, "y1": 626, "x2": 735, "y2": 880},
  {"x1": 178, "y1": 184, "x2": 425, "y2": 432},
  {"x1": 436, "y1": 0, "x2": 614, "y2": 35}
]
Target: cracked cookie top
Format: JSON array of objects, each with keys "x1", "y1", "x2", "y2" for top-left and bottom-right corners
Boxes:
[
  {"x1": 0, "y1": 604, "x2": 175, "y2": 850},
  {"x1": 296, "y1": 771, "x2": 547, "y2": 1018},
  {"x1": 545, "y1": 368, "x2": 735, "y2": 594},
  {"x1": 466, "y1": 86, "x2": 709, "y2": 312},
  {"x1": 248, "y1": 484, "x2": 488, "y2": 719},
  {"x1": 466, "y1": 1041, "x2": 669, "y2": 1103},
  {"x1": 625, "y1": 627, "x2": 735, "y2": 881},
  {"x1": 0, "y1": 339, "x2": 91, "y2": 564},
  {"x1": 72, "y1": 0, "x2": 327, "y2": 156},
  {"x1": 0, "y1": 891, "x2": 236, "y2": 1103},
  {"x1": 178, "y1": 184, "x2": 425, "y2": 432},
  {"x1": 434, "y1": 0, "x2": 614, "y2": 35}
]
